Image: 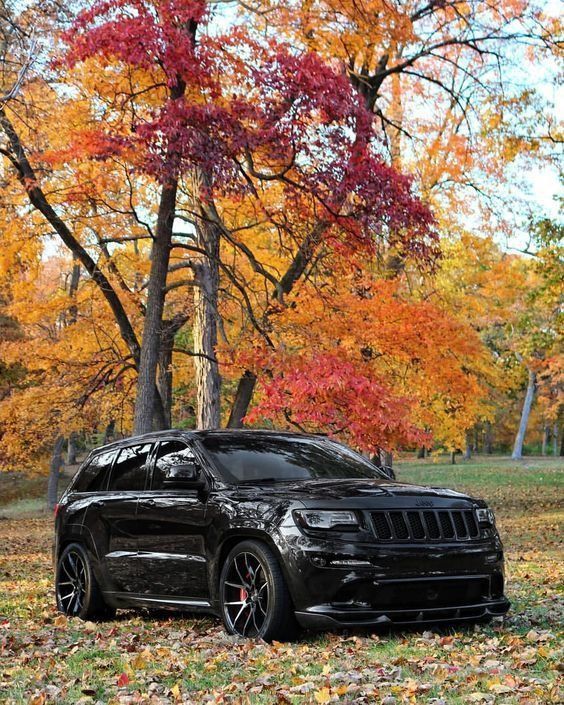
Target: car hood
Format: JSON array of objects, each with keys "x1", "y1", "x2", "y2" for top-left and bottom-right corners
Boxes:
[{"x1": 235, "y1": 477, "x2": 480, "y2": 509}]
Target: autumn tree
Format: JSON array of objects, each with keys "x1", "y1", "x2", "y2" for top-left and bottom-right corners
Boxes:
[
  {"x1": 58, "y1": 0, "x2": 439, "y2": 432},
  {"x1": 1, "y1": 0, "x2": 558, "y2": 467},
  {"x1": 512, "y1": 218, "x2": 563, "y2": 458}
]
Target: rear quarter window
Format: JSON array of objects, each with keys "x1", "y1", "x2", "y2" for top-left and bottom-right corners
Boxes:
[
  {"x1": 107, "y1": 443, "x2": 153, "y2": 491},
  {"x1": 73, "y1": 450, "x2": 117, "y2": 492}
]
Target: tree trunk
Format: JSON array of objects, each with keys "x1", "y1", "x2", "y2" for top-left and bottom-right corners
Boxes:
[
  {"x1": 450, "y1": 450, "x2": 456, "y2": 465},
  {"x1": 67, "y1": 257, "x2": 81, "y2": 325},
  {"x1": 227, "y1": 371, "x2": 257, "y2": 428},
  {"x1": 133, "y1": 67, "x2": 187, "y2": 435},
  {"x1": 193, "y1": 219, "x2": 221, "y2": 429},
  {"x1": 464, "y1": 431, "x2": 472, "y2": 460},
  {"x1": 103, "y1": 420, "x2": 115, "y2": 445},
  {"x1": 473, "y1": 425, "x2": 480, "y2": 453},
  {"x1": 378, "y1": 449, "x2": 393, "y2": 469},
  {"x1": 67, "y1": 432, "x2": 77, "y2": 465},
  {"x1": 553, "y1": 422, "x2": 559, "y2": 456},
  {"x1": 157, "y1": 315, "x2": 187, "y2": 428},
  {"x1": 47, "y1": 435, "x2": 65, "y2": 510},
  {"x1": 133, "y1": 181, "x2": 178, "y2": 434},
  {"x1": 512, "y1": 368, "x2": 536, "y2": 460},
  {"x1": 484, "y1": 421, "x2": 493, "y2": 454},
  {"x1": 541, "y1": 423, "x2": 550, "y2": 456},
  {"x1": 157, "y1": 329, "x2": 174, "y2": 429}
]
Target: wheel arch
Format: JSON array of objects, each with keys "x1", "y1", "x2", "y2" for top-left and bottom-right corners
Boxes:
[
  {"x1": 56, "y1": 527, "x2": 107, "y2": 592},
  {"x1": 57, "y1": 524, "x2": 99, "y2": 560},
  {"x1": 210, "y1": 529, "x2": 292, "y2": 605}
]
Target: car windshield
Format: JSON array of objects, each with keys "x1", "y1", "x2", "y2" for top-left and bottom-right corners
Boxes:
[{"x1": 200, "y1": 434, "x2": 385, "y2": 484}]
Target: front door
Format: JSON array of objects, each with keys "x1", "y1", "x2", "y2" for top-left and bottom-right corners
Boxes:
[{"x1": 136, "y1": 439, "x2": 210, "y2": 601}]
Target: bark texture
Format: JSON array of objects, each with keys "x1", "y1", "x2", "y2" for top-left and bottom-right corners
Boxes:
[
  {"x1": 47, "y1": 435, "x2": 65, "y2": 510},
  {"x1": 227, "y1": 371, "x2": 257, "y2": 428},
  {"x1": 484, "y1": 421, "x2": 493, "y2": 454},
  {"x1": 133, "y1": 178, "x2": 179, "y2": 434},
  {"x1": 542, "y1": 423, "x2": 550, "y2": 456},
  {"x1": 512, "y1": 368, "x2": 536, "y2": 460},
  {"x1": 193, "y1": 219, "x2": 221, "y2": 429},
  {"x1": 157, "y1": 315, "x2": 189, "y2": 428},
  {"x1": 103, "y1": 420, "x2": 115, "y2": 445},
  {"x1": 67, "y1": 432, "x2": 77, "y2": 465},
  {"x1": 464, "y1": 431, "x2": 472, "y2": 460}
]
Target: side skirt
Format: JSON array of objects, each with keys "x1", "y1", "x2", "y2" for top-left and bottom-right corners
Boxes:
[{"x1": 104, "y1": 592, "x2": 217, "y2": 613}]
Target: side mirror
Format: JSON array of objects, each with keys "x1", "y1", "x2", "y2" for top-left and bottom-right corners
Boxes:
[{"x1": 162, "y1": 461, "x2": 206, "y2": 489}]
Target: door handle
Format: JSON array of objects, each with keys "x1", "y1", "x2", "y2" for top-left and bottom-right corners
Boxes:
[
  {"x1": 91, "y1": 500, "x2": 104, "y2": 508},
  {"x1": 140, "y1": 499, "x2": 156, "y2": 508}
]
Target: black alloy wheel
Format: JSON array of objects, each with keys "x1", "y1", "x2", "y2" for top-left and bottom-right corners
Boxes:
[
  {"x1": 219, "y1": 540, "x2": 297, "y2": 641},
  {"x1": 56, "y1": 543, "x2": 115, "y2": 620}
]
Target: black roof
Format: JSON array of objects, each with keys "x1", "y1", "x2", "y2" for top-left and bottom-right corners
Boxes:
[{"x1": 91, "y1": 428, "x2": 321, "y2": 454}]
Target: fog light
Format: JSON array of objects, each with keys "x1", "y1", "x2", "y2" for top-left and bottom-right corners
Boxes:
[{"x1": 310, "y1": 556, "x2": 327, "y2": 567}]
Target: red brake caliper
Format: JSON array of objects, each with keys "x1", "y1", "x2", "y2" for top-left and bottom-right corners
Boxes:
[{"x1": 240, "y1": 572, "x2": 250, "y2": 601}]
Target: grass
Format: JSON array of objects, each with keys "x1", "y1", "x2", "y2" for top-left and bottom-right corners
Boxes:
[
  {"x1": 0, "y1": 473, "x2": 49, "y2": 507},
  {"x1": 0, "y1": 456, "x2": 562, "y2": 704}
]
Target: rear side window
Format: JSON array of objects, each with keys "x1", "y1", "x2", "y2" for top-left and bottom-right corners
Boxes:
[
  {"x1": 73, "y1": 450, "x2": 116, "y2": 492},
  {"x1": 108, "y1": 443, "x2": 152, "y2": 492},
  {"x1": 152, "y1": 440, "x2": 195, "y2": 490}
]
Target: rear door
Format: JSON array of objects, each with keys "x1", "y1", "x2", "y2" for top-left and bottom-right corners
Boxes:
[
  {"x1": 136, "y1": 439, "x2": 210, "y2": 601},
  {"x1": 89, "y1": 443, "x2": 153, "y2": 593}
]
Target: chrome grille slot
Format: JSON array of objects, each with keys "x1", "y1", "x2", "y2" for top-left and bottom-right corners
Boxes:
[
  {"x1": 389, "y1": 512, "x2": 409, "y2": 539},
  {"x1": 452, "y1": 511, "x2": 467, "y2": 538},
  {"x1": 464, "y1": 510, "x2": 479, "y2": 537},
  {"x1": 407, "y1": 511, "x2": 425, "y2": 539},
  {"x1": 423, "y1": 511, "x2": 440, "y2": 538},
  {"x1": 371, "y1": 509, "x2": 481, "y2": 542},
  {"x1": 372, "y1": 512, "x2": 392, "y2": 540},
  {"x1": 439, "y1": 511, "x2": 455, "y2": 538}
]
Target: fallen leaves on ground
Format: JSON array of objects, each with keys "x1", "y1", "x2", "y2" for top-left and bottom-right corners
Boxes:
[{"x1": 0, "y1": 473, "x2": 562, "y2": 704}]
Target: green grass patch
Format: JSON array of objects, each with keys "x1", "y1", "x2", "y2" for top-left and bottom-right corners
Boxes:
[{"x1": 0, "y1": 457, "x2": 562, "y2": 704}]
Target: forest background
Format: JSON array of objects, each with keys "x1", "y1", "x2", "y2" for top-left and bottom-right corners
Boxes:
[{"x1": 0, "y1": 0, "x2": 562, "y2": 489}]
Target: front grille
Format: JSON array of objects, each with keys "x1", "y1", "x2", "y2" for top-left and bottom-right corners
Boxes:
[{"x1": 371, "y1": 509, "x2": 480, "y2": 542}]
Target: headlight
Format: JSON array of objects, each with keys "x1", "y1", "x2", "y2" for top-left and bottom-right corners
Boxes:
[
  {"x1": 294, "y1": 510, "x2": 359, "y2": 531},
  {"x1": 476, "y1": 507, "x2": 495, "y2": 524}
]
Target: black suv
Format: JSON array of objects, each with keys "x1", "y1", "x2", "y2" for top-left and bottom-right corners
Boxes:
[{"x1": 54, "y1": 430, "x2": 509, "y2": 640}]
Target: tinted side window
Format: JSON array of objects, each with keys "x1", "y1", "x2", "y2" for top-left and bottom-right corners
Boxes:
[
  {"x1": 73, "y1": 450, "x2": 117, "y2": 492},
  {"x1": 108, "y1": 443, "x2": 152, "y2": 492},
  {"x1": 152, "y1": 440, "x2": 195, "y2": 490}
]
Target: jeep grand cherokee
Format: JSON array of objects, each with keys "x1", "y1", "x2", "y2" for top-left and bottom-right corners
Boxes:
[{"x1": 54, "y1": 430, "x2": 510, "y2": 640}]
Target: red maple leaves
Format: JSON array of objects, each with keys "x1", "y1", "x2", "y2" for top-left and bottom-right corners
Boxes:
[{"x1": 61, "y1": 0, "x2": 438, "y2": 262}]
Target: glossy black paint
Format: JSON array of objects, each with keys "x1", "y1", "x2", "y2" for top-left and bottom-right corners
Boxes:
[{"x1": 55, "y1": 430, "x2": 510, "y2": 629}]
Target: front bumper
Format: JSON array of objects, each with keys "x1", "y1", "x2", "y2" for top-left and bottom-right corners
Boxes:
[{"x1": 280, "y1": 530, "x2": 509, "y2": 628}]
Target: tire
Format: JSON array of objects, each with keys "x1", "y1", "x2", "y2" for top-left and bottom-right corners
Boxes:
[
  {"x1": 219, "y1": 540, "x2": 298, "y2": 641},
  {"x1": 55, "y1": 543, "x2": 115, "y2": 620}
]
